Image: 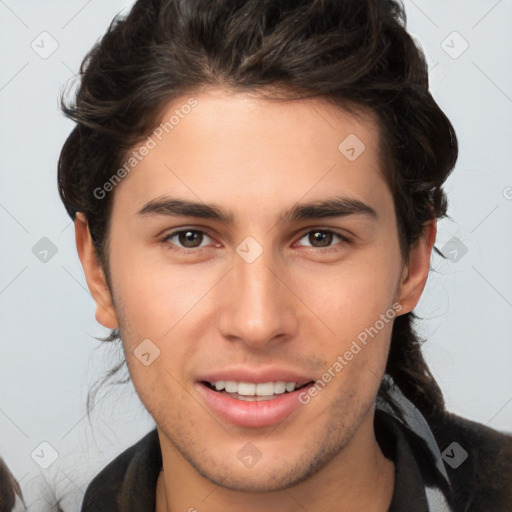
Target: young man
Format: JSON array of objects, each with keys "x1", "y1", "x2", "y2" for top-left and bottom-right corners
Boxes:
[{"x1": 58, "y1": 0, "x2": 512, "y2": 510}]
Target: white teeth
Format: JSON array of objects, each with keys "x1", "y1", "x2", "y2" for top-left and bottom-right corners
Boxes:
[
  {"x1": 214, "y1": 381, "x2": 225, "y2": 391},
  {"x1": 273, "y1": 381, "x2": 287, "y2": 394},
  {"x1": 209, "y1": 380, "x2": 301, "y2": 396},
  {"x1": 256, "y1": 382, "x2": 274, "y2": 396},
  {"x1": 224, "y1": 381, "x2": 237, "y2": 393},
  {"x1": 285, "y1": 382, "x2": 297, "y2": 392},
  {"x1": 238, "y1": 382, "x2": 256, "y2": 396}
]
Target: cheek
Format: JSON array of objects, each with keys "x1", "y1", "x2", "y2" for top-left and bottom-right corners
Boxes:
[
  {"x1": 294, "y1": 244, "x2": 402, "y2": 393},
  {"x1": 301, "y1": 251, "x2": 402, "y2": 339},
  {"x1": 108, "y1": 249, "x2": 213, "y2": 396},
  {"x1": 108, "y1": 243, "x2": 216, "y2": 341}
]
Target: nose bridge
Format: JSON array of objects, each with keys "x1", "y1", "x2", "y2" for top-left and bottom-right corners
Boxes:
[
  {"x1": 217, "y1": 239, "x2": 296, "y2": 346},
  {"x1": 236, "y1": 245, "x2": 276, "y2": 302}
]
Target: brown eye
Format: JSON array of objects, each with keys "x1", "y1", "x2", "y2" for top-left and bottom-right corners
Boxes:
[
  {"x1": 177, "y1": 230, "x2": 204, "y2": 248},
  {"x1": 163, "y1": 229, "x2": 213, "y2": 252},
  {"x1": 297, "y1": 229, "x2": 349, "y2": 249},
  {"x1": 308, "y1": 230, "x2": 333, "y2": 247}
]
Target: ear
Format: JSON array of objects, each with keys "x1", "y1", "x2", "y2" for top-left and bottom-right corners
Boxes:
[
  {"x1": 74, "y1": 213, "x2": 119, "y2": 329},
  {"x1": 395, "y1": 219, "x2": 437, "y2": 315}
]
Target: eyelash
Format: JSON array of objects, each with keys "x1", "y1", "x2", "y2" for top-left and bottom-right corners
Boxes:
[{"x1": 161, "y1": 228, "x2": 352, "y2": 255}]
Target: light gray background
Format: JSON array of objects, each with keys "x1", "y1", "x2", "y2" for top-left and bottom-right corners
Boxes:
[{"x1": 1, "y1": 0, "x2": 511, "y2": 510}]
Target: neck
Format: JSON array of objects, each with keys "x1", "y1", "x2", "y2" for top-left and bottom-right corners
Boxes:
[{"x1": 155, "y1": 410, "x2": 394, "y2": 512}]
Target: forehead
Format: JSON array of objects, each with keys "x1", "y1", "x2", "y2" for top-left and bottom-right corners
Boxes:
[
  {"x1": 151, "y1": 87, "x2": 381, "y2": 164},
  {"x1": 112, "y1": 87, "x2": 390, "y2": 223}
]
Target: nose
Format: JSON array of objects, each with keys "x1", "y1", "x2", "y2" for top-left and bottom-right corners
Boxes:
[{"x1": 217, "y1": 243, "x2": 299, "y2": 349}]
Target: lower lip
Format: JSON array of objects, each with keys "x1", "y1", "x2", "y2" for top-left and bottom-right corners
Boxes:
[{"x1": 196, "y1": 382, "x2": 314, "y2": 428}]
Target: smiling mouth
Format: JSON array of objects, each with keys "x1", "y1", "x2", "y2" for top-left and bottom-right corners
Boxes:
[{"x1": 201, "y1": 380, "x2": 314, "y2": 401}]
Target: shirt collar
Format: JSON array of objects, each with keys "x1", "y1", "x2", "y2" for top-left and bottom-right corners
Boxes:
[{"x1": 376, "y1": 381, "x2": 454, "y2": 512}]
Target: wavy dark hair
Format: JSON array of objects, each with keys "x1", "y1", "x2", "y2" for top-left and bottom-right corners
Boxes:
[{"x1": 58, "y1": 0, "x2": 457, "y2": 423}]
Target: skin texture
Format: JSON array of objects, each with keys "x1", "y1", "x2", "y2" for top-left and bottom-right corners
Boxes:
[{"x1": 75, "y1": 87, "x2": 436, "y2": 512}]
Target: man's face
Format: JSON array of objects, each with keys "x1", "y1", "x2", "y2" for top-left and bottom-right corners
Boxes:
[{"x1": 79, "y1": 87, "x2": 429, "y2": 491}]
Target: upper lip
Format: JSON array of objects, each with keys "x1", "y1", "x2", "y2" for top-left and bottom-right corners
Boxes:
[{"x1": 198, "y1": 367, "x2": 315, "y2": 387}]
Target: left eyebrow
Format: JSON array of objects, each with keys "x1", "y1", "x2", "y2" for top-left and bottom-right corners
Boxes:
[
  {"x1": 279, "y1": 196, "x2": 378, "y2": 223},
  {"x1": 137, "y1": 195, "x2": 378, "y2": 223}
]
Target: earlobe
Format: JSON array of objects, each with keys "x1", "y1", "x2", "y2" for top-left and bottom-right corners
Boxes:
[
  {"x1": 395, "y1": 219, "x2": 437, "y2": 315},
  {"x1": 74, "y1": 213, "x2": 119, "y2": 329}
]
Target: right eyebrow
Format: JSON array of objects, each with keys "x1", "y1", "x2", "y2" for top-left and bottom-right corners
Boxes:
[{"x1": 138, "y1": 197, "x2": 234, "y2": 223}]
